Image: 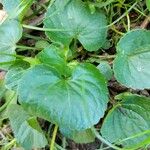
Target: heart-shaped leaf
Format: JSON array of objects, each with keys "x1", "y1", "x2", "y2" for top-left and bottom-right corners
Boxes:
[
  {"x1": 8, "y1": 104, "x2": 47, "y2": 150},
  {"x1": 113, "y1": 29, "x2": 150, "y2": 89},
  {"x1": 44, "y1": 0, "x2": 107, "y2": 51},
  {"x1": 18, "y1": 63, "x2": 108, "y2": 131},
  {"x1": 0, "y1": 20, "x2": 22, "y2": 70},
  {"x1": 101, "y1": 93, "x2": 150, "y2": 149}
]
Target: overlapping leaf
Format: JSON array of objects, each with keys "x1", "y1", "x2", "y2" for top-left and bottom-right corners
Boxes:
[
  {"x1": 97, "y1": 61, "x2": 113, "y2": 81},
  {"x1": 0, "y1": 20, "x2": 22, "y2": 70},
  {"x1": 101, "y1": 93, "x2": 150, "y2": 148},
  {"x1": 44, "y1": 0, "x2": 107, "y2": 51},
  {"x1": 8, "y1": 104, "x2": 47, "y2": 150},
  {"x1": 60, "y1": 127, "x2": 95, "y2": 143},
  {"x1": 2, "y1": 0, "x2": 34, "y2": 19}
]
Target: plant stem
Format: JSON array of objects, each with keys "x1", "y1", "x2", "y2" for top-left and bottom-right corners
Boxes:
[
  {"x1": 64, "y1": 46, "x2": 70, "y2": 61},
  {"x1": 62, "y1": 137, "x2": 66, "y2": 149},
  {"x1": 116, "y1": 129, "x2": 150, "y2": 144},
  {"x1": 55, "y1": 143, "x2": 66, "y2": 150},
  {"x1": 107, "y1": 2, "x2": 137, "y2": 27},
  {"x1": 50, "y1": 125, "x2": 58, "y2": 150},
  {"x1": 23, "y1": 33, "x2": 44, "y2": 40},
  {"x1": 16, "y1": 45, "x2": 37, "y2": 51},
  {"x1": 111, "y1": 26, "x2": 124, "y2": 35},
  {"x1": 49, "y1": 0, "x2": 56, "y2": 7},
  {"x1": 3, "y1": 139, "x2": 16, "y2": 150},
  {"x1": 140, "y1": 14, "x2": 150, "y2": 29},
  {"x1": 0, "y1": 53, "x2": 25, "y2": 59},
  {"x1": 92, "y1": 0, "x2": 116, "y2": 8},
  {"x1": 22, "y1": 24, "x2": 67, "y2": 32},
  {"x1": 0, "y1": 61, "x2": 16, "y2": 65},
  {"x1": 126, "y1": 13, "x2": 130, "y2": 31},
  {"x1": 91, "y1": 127, "x2": 121, "y2": 150},
  {"x1": 0, "y1": 93, "x2": 16, "y2": 112},
  {"x1": 89, "y1": 54, "x2": 116, "y2": 59}
]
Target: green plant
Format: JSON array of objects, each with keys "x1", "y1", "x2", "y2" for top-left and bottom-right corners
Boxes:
[
  {"x1": 146, "y1": 0, "x2": 150, "y2": 11},
  {"x1": 0, "y1": 0, "x2": 150, "y2": 150}
]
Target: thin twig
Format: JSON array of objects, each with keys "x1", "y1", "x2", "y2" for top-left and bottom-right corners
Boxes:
[
  {"x1": 140, "y1": 15, "x2": 150, "y2": 29},
  {"x1": 88, "y1": 54, "x2": 116, "y2": 59}
]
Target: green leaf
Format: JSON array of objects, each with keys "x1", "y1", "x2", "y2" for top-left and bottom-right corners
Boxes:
[
  {"x1": 37, "y1": 45, "x2": 67, "y2": 74},
  {"x1": 101, "y1": 93, "x2": 150, "y2": 149},
  {"x1": 0, "y1": 79, "x2": 6, "y2": 99},
  {"x1": 146, "y1": 0, "x2": 150, "y2": 11},
  {"x1": 2, "y1": 0, "x2": 34, "y2": 20},
  {"x1": 113, "y1": 29, "x2": 150, "y2": 89},
  {"x1": 60, "y1": 127, "x2": 95, "y2": 143},
  {"x1": 0, "y1": 20, "x2": 22, "y2": 70},
  {"x1": 5, "y1": 60, "x2": 30, "y2": 91},
  {"x1": 18, "y1": 63, "x2": 108, "y2": 131},
  {"x1": 35, "y1": 40, "x2": 50, "y2": 50},
  {"x1": 44, "y1": 0, "x2": 107, "y2": 51},
  {"x1": 97, "y1": 61, "x2": 113, "y2": 80},
  {"x1": 8, "y1": 104, "x2": 47, "y2": 150},
  {"x1": 2, "y1": 0, "x2": 20, "y2": 14},
  {"x1": 0, "y1": 90, "x2": 17, "y2": 122}
]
